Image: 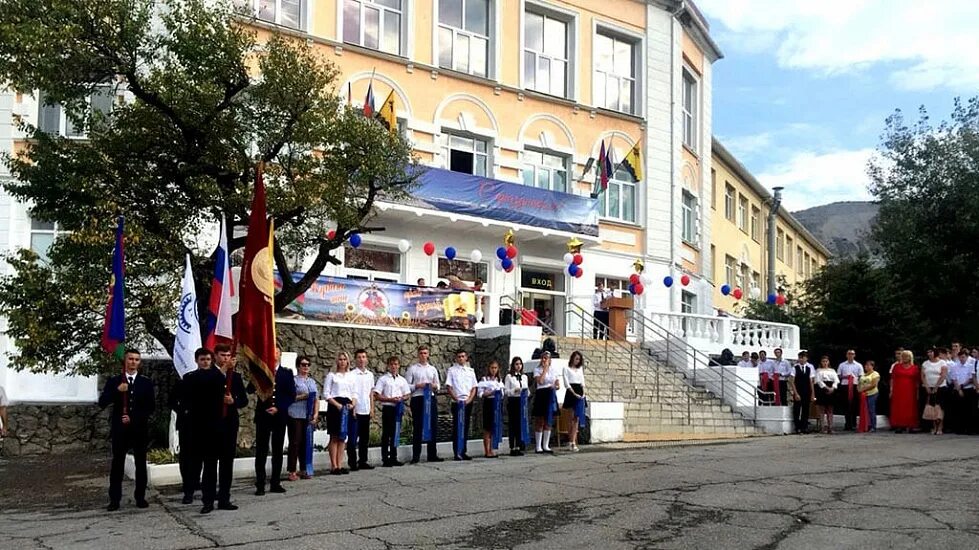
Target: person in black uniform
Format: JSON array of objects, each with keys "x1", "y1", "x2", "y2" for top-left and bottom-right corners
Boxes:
[
  {"x1": 790, "y1": 351, "x2": 816, "y2": 434},
  {"x1": 215, "y1": 343, "x2": 247, "y2": 510},
  {"x1": 182, "y1": 348, "x2": 226, "y2": 514},
  {"x1": 98, "y1": 348, "x2": 155, "y2": 511},
  {"x1": 249, "y1": 348, "x2": 296, "y2": 495},
  {"x1": 169, "y1": 366, "x2": 196, "y2": 504}
]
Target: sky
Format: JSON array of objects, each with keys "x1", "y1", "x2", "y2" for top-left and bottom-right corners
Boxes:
[{"x1": 697, "y1": 0, "x2": 979, "y2": 211}]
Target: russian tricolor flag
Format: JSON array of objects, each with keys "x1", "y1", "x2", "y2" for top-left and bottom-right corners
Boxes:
[{"x1": 204, "y1": 214, "x2": 235, "y2": 350}]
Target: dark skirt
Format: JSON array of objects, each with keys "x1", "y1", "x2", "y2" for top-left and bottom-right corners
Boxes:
[
  {"x1": 815, "y1": 384, "x2": 835, "y2": 406},
  {"x1": 326, "y1": 397, "x2": 351, "y2": 436},
  {"x1": 483, "y1": 396, "x2": 498, "y2": 432},
  {"x1": 563, "y1": 384, "x2": 584, "y2": 411},
  {"x1": 532, "y1": 387, "x2": 555, "y2": 418}
]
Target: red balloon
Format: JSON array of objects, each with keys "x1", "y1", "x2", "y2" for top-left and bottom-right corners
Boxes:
[
  {"x1": 776, "y1": 294, "x2": 787, "y2": 306},
  {"x1": 423, "y1": 241, "x2": 435, "y2": 256},
  {"x1": 634, "y1": 283, "x2": 644, "y2": 295},
  {"x1": 506, "y1": 245, "x2": 518, "y2": 259},
  {"x1": 574, "y1": 268, "x2": 583, "y2": 278},
  {"x1": 680, "y1": 274, "x2": 690, "y2": 286},
  {"x1": 629, "y1": 273, "x2": 640, "y2": 285},
  {"x1": 732, "y1": 288, "x2": 743, "y2": 300},
  {"x1": 572, "y1": 253, "x2": 583, "y2": 265},
  {"x1": 327, "y1": 229, "x2": 336, "y2": 240},
  {"x1": 504, "y1": 263, "x2": 515, "y2": 273}
]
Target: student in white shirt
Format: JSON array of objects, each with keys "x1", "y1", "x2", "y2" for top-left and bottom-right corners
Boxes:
[
  {"x1": 592, "y1": 284, "x2": 612, "y2": 339},
  {"x1": 770, "y1": 348, "x2": 792, "y2": 406},
  {"x1": 757, "y1": 350, "x2": 774, "y2": 405},
  {"x1": 373, "y1": 356, "x2": 412, "y2": 467},
  {"x1": 405, "y1": 345, "x2": 444, "y2": 464},
  {"x1": 562, "y1": 351, "x2": 586, "y2": 452},
  {"x1": 504, "y1": 357, "x2": 529, "y2": 456},
  {"x1": 324, "y1": 351, "x2": 357, "y2": 475},
  {"x1": 347, "y1": 349, "x2": 376, "y2": 471},
  {"x1": 532, "y1": 351, "x2": 561, "y2": 454},
  {"x1": 836, "y1": 350, "x2": 863, "y2": 430},
  {"x1": 921, "y1": 347, "x2": 949, "y2": 435},
  {"x1": 814, "y1": 355, "x2": 840, "y2": 434},
  {"x1": 736, "y1": 351, "x2": 752, "y2": 370},
  {"x1": 479, "y1": 360, "x2": 504, "y2": 458},
  {"x1": 445, "y1": 350, "x2": 477, "y2": 460},
  {"x1": 789, "y1": 352, "x2": 815, "y2": 434}
]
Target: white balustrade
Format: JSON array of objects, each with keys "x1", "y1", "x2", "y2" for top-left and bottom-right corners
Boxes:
[{"x1": 644, "y1": 311, "x2": 801, "y2": 356}]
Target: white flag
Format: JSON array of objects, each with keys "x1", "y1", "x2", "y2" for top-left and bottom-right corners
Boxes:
[{"x1": 173, "y1": 254, "x2": 201, "y2": 378}]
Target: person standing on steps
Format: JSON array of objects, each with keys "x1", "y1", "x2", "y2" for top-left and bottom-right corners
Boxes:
[
  {"x1": 406, "y1": 345, "x2": 443, "y2": 464},
  {"x1": 348, "y1": 349, "x2": 376, "y2": 472},
  {"x1": 505, "y1": 357, "x2": 529, "y2": 456},
  {"x1": 593, "y1": 283, "x2": 612, "y2": 339},
  {"x1": 562, "y1": 351, "x2": 586, "y2": 452},
  {"x1": 789, "y1": 351, "x2": 815, "y2": 434},
  {"x1": 532, "y1": 351, "x2": 560, "y2": 454},
  {"x1": 215, "y1": 343, "x2": 246, "y2": 511},
  {"x1": 249, "y1": 347, "x2": 296, "y2": 495}
]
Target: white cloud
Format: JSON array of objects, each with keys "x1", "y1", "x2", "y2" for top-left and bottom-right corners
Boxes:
[
  {"x1": 756, "y1": 149, "x2": 876, "y2": 211},
  {"x1": 698, "y1": 0, "x2": 979, "y2": 91}
]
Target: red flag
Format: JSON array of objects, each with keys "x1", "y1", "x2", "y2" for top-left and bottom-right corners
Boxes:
[{"x1": 236, "y1": 164, "x2": 277, "y2": 400}]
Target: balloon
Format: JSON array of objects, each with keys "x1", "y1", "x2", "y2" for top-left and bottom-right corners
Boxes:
[
  {"x1": 349, "y1": 233, "x2": 362, "y2": 248},
  {"x1": 506, "y1": 245, "x2": 518, "y2": 259},
  {"x1": 572, "y1": 253, "x2": 583, "y2": 265},
  {"x1": 634, "y1": 283, "x2": 644, "y2": 295},
  {"x1": 732, "y1": 288, "x2": 743, "y2": 300},
  {"x1": 397, "y1": 239, "x2": 411, "y2": 253},
  {"x1": 568, "y1": 264, "x2": 579, "y2": 276},
  {"x1": 494, "y1": 259, "x2": 504, "y2": 271},
  {"x1": 629, "y1": 273, "x2": 640, "y2": 285},
  {"x1": 445, "y1": 246, "x2": 457, "y2": 260},
  {"x1": 767, "y1": 294, "x2": 777, "y2": 305},
  {"x1": 501, "y1": 257, "x2": 513, "y2": 270},
  {"x1": 664, "y1": 276, "x2": 674, "y2": 288},
  {"x1": 640, "y1": 273, "x2": 654, "y2": 285},
  {"x1": 327, "y1": 229, "x2": 336, "y2": 240},
  {"x1": 504, "y1": 264, "x2": 515, "y2": 273},
  {"x1": 628, "y1": 283, "x2": 636, "y2": 294},
  {"x1": 496, "y1": 246, "x2": 508, "y2": 260},
  {"x1": 721, "y1": 284, "x2": 731, "y2": 296},
  {"x1": 680, "y1": 274, "x2": 690, "y2": 286},
  {"x1": 574, "y1": 269, "x2": 583, "y2": 278},
  {"x1": 776, "y1": 294, "x2": 787, "y2": 306},
  {"x1": 423, "y1": 241, "x2": 435, "y2": 256},
  {"x1": 563, "y1": 252, "x2": 574, "y2": 264},
  {"x1": 750, "y1": 286, "x2": 762, "y2": 300},
  {"x1": 470, "y1": 249, "x2": 482, "y2": 263}
]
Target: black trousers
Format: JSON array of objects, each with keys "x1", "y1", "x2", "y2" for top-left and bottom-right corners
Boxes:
[
  {"x1": 837, "y1": 385, "x2": 858, "y2": 429},
  {"x1": 451, "y1": 402, "x2": 473, "y2": 458},
  {"x1": 507, "y1": 397, "x2": 525, "y2": 450},
  {"x1": 949, "y1": 388, "x2": 977, "y2": 434},
  {"x1": 178, "y1": 427, "x2": 197, "y2": 498},
  {"x1": 410, "y1": 395, "x2": 439, "y2": 460},
  {"x1": 593, "y1": 311, "x2": 610, "y2": 339},
  {"x1": 254, "y1": 415, "x2": 287, "y2": 488},
  {"x1": 792, "y1": 393, "x2": 811, "y2": 433},
  {"x1": 188, "y1": 429, "x2": 219, "y2": 506},
  {"x1": 380, "y1": 406, "x2": 399, "y2": 463},
  {"x1": 109, "y1": 428, "x2": 147, "y2": 504},
  {"x1": 288, "y1": 418, "x2": 309, "y2": 473},
  {"x1": 347, "y1": 414, "x2": 371, "y2": 467},
  {"x1": 217, "y1": 421, "x2": 238, "y2": 504}
]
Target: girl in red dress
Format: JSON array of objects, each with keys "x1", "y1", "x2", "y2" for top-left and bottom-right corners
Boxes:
[{"x1": 889, "y1": 350, "x2": 919, "y2": 433}]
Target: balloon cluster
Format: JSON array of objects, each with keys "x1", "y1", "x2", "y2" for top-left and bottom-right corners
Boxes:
[
  {"x1": 664, "y1": 273, "x2": 692, "y2": 288},
  {"x1": 720, "y1": 283, "x2": 744, "y2": 301},
  {"x1": 495, "y1": 244, "x2": 518, "y2": 272},
  {"x1": 562, "y1": 252, "x2": 584, "y2": 279},
  {"x1": 629, "y1": 259, "x2": 653, "y2": 295}
]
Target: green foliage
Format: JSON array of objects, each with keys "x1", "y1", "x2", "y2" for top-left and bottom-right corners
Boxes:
[
  {"x1": 147, "y1": 448, "x2": 176, "y2": 465},
  {"x1": 0, "y1": 0, "x2": 416, "y2": 375}
]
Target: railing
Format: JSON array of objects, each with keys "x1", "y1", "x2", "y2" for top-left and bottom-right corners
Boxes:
[{"x1": 646, "y1": 311, "x2": 800, "y2": 355}]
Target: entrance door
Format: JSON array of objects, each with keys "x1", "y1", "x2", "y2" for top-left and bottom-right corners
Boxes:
[{"x1": 519, "y1": 268, "x2": 566, "y2": 336}]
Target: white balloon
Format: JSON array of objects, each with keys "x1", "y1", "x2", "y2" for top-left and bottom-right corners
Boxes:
[
  {"x1": 494, "y1": 258, "x2": 504, "y2": 271},
  {"x1": 750, "y1": 286, "x2": 762, "y2": 299},
  {"x1": 397, "y1": 239, "x2": 411, "y2": 253},
  {"x1": 470, "y1": 249, "x2": 483, "y2": 263},
  {"x1": 563, "y1": 252, "x2": 574, "y2": 264},
  {"x1": 640, "y1": 273, "x2": 653, "y2": 285}
]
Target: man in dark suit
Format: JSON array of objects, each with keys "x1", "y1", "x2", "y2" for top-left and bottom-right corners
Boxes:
[
  {"x1": 215, "y1": 343, "x2": 247, "y2": 510},
  {"x1": 249, "y1": 347, "x2": 295, "y2": 495},
  {"x1": 168, "y1": 371, "x2": 196, "y2": 504},
  {"x1": 182, "y1": 348, "x2": 226, "y2": 514},
  {"x1": 98, "y1": 348, "x2": 155, "y2": 511}
]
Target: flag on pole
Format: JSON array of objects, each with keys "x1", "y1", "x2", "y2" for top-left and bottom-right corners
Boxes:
[
  {"x1": 204, "y1": 214, "x2": 235, "y2": 351},
  {"x1": 173, "y1": 254, "x2": 202, "y2": 378},
  {"x1": 377, "y1": 90, "x2": 397, "y2": 133},
  {"x1": 347, "y1": 82, "x2": 352, "y2": 106},
  {"x1": 236, "y1": 164, "x2": 277, "y2": 400},
  {"x1": 101, "y1": 216, "x2": 126, "y2": 359},
  {"x1": 621, "y1": 143, "x2": 643, "y2": 183},
  {"x1": 363, "y1": 82, "x2": 376, "y2": 118},
  {"x1": 593, "y1": 141, "x2": 613, "y2": 196}
]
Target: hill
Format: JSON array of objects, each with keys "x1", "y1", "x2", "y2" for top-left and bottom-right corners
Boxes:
[{"x1": 792, "y1": 201, "x2": 879, "y2": 259}]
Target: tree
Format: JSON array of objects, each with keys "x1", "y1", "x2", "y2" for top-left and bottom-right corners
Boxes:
[
  {"x1": 869, "y1": 98, "x2": 979, "y2": 345},
  {"x1": 0, "y1": 0, "x2": 416, "y2": 375}
]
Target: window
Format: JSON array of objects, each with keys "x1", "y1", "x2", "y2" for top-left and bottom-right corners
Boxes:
[
  {"x1": 681, "y1": 290, "x2": 696, "y2": 314},
  {"x1": 796, "y1": 247, "x2": 804, "y2": 274},
  {"x1": 240, "y1": 0, "x2": 305, "y2": 30},
  {"x1": 752, "y1": 271, "x2": 761, "y2": 289},
  {"x1": 724, "y1": 184, "x2": 735, "y2": 222},
  {"x1": 710, "y1": 169, "x2": 717, "y2": 210},
  {"x1": 750, "y1": 206, "x2": 760, "y2": 242},
  {"x1": 444, "y1": 133, "x2": 489, "y2": 176},
  {"x1": 438, "y1": 0, "x2": 491, "y2": 78},
  {"x1": 724, "y1": 255, "x2": 737, "y2": 287},
  {"x1": 344, "y1": 244, "x2": 401, "y2": 281},
  {"x1": 600, "y1": 165, "x2": 637, "y2": 223},
  {"x1": 681, "y1": 69, "x2": 698, "y2": 150},
  {"x1": 342, "y1": 0, "x2": 403, "y2": 55},
  {"x1": 786, "y1": 236, "x2": 794, "y2": 268},
  {"x1": 523, "y1": 10, "x2": 570, "y2": 97},
  {"x1": 29, "y1": 218, "x2": 63, "y2": 263},
  {"x1": 37, "y1": 88, "x2": 115, "y2": 138},
  {"x1": 596, "y1": 276, "x2": 629, "y2": 296},
  {"x1": 740, "y1": 265, "x2": 750, "y2": 290},
  {"x1": 737, "y1": 195, "x2": 748, "y2": 233},
  {"x1": 594, "y1": 30, "x2": 637, "y2": 114},
  {"x1": 710, "y1": 244, "x2": 716, "y2": 282},
  {"x1": 804, "y1": 252, "x2": 811, "y2": 278},
  {"x1": 776, "y1": 228, "x2": 785, "y2": 261},
  {"x1": 438, "y1": 257, "x2": 488, "y2": 285},
  {"x1": 522, "y1": 149, "x2": 569, "y2": 193},
  {"x1": 681, "y1": 191, "x2": 696, "y2": 244}
]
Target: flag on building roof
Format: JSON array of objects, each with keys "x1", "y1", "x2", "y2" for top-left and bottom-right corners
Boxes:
[
  {"x1": 204, "y1": 214, "x2": 235, "y2": 351},
  {"x1": 363, "y1": 82, "x2": 376, "y2": 118},
  {"x1": 378, "y1": 90, "x2": 397, "y2": 133},
  {"x1": 173, "y1": 254, "x2": 202, "y2": 379},
  {"x1": 101, "y1": 216, "x2": 126, "y2": 359},
  {"x1": 236, "y1": 165, "x2": 277, "y2": 400},
  {"x1": 622, "y1": 143, "x2": 642, "y2": 183}
]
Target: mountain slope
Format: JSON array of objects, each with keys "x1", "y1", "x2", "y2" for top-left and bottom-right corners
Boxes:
[{"x1": 793, "y1": 201, "x2": 879, "y2": 259}]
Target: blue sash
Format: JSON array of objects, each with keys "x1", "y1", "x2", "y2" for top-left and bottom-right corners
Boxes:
[
  {"x1": 520, "y1": 389, "x2": 530, "y2": 444},
  {"x1": 339, "y1": 406, "x2": 349, "y2": 441},
  {"x1": 305, "y1": 390, "x2": 316, "y2": 476},
  {"x1": 575, "y1": 396, "x2": 587, "y2": 428},
  {"x1": 492, "y1": 390, "x2": 503, "y2": 450},
  {"x1": 348, "y1": 409, "x2": 358, "y2": 447},
  {"x1": 394, "y1": 401, "x2": 404, "y2": 451},
  {"x1": 421, "y1": 385, "x2": 433, "y2": 443},
  {"x1": 545, "y1": 389, "x2": 557, "y2": 426},
  {"x1": 455, "y1": 400, "x2": 466, "y2": 456}
]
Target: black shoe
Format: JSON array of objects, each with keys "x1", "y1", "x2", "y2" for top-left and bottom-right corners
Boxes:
[
  {"x1": 428, "y1": 457, "x2": 444, "y2": 463},
  {"x1": 510, "y1": 450, "x2": 520, "y2": 456},
  {"x1": 200, "y1": 504, "x2": 214, "y2": 514},
  {"x1": 454, "y1": 456, "x2": 463, "y2": 461},
  {"x1": 391, "y1": 460, "x2": 405, "y2": 467},
  {"x1": 330, "y1": 469, "x2": 342, "y2": 476},
  {"x1": 269, "y1": 485, "x2": 286, "y2": 494},
  {"x1": 410, "y1": 458, "x2": 420, "y2": 464},
  {"x1": 107, "y1": 502, "x2": 120, "y2": 511},
  {"x1": 349, "y1": 464, "x2": 360, "y2": 472},
  {"x1": 255, "y1": 486, "x2": 266, "y2": 496},
  {"x1": 359, "y1": 463, "x2": 375, "y2": 470},
  {"x1": 462, "y1": 455, "x2": 473, "y2": 461},
  {"x1": 535, "y1": 450, "x2": 543, "y2": 454},
  {"x1": 181, "y1": 495, "x2": 193, "y2": 505},
  {"x1": 135, "y1": 499, "x2": 149, "y2": 509},
  {"x1": 382, "y1": 461, "x2": 394, "y2": 468},
  {"x1": 339, "y1": 468, "x2": 349, "y2": 475},
  {"x1": 217, "y1": 502, "x2": 238, "y2": 511},
  {"x1": 515, "y1": 450, "x2": 525, "y2": 456},
  {"x1": 543, "y1": 449, "x2": 554, "y2": 455}
]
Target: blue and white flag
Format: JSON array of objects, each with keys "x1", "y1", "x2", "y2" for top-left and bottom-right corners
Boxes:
[
  {"x1": 455, "y1": 400, "x2": 466, "y2": 456},
  {"x1": 576, "y1": 396, "x2": 587, "y2": 428},
  {"x1": 422, "y1": 385, "x2": 433, "y2": 442},
  {"x1": 520, "y1": 389, "x2": 530, "y2": 444},
  {"x1": 339, "y1": 406, "x2": 349, "y2": 441},
  {"x1": 305, "y1": 390, "x2": 316, "y2": 477},
  {"x1": 172, "y1": 254, "x2": 201, "y2": 378},
  {"x1": 394, "y1": 401, "x2": 404, "y2": 451},
  {"x1": 492, "y1": 390, "x2": 503, "y2": 450}
]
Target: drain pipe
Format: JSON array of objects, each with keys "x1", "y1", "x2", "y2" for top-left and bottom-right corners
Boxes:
[{"x1": 767, "y1": 186, "x2": 783, "y2": 297}]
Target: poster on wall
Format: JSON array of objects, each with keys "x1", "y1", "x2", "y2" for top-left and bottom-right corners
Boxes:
[{"x1": 274, "y1": 272, "x2": 478, "y2": 332}]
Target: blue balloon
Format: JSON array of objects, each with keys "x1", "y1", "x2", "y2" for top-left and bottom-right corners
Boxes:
[
  {"x1": 663, "y1": 276, "x2": 674, "y2": 288},
  {"x1": 628, "y1": 283, "x2": 636, "y2": 295},
  {"x1": 445, "y1": 246, "x2": 457, "y2": 260},
  {"x1": 496, "y1": 246, "x2": 507, "y2": 260},
  {"x1": 501, "y1": 257, "x2": 513, "y2": 270},
  {"x1": 349, "y1": 233, "x2": 362, "y2": 248},
  {"x1": 567, "y1": 263, "x2": 578, "y2": 276},
  {"x1": 767, "y1": 294, "x2": 777, "y2": 304},
  {"x1": 721, "y1": 284, "x2": 731, "y2": 296}
]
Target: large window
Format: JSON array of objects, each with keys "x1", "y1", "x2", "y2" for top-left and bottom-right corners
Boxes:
[
  {"x1": 438, "y1": 257, "x2": 488, "y2": 286},
  {"x1": 342, "y1": 0, "x2": 403, "y2": 55},
  {"x1": 724, "y1": 184, "x2": 735, "y2": 222},
  {"x1": 29, "y1": 218, "x2": 63, "y2": 263},
  {"x1": 786, "y1": 236, "x2": 794, "y2": 268},
  {"x1": 796, "y1": 246, "x2": 804, "y2": 274},
  {"x1": 601, "y1": 165, "x2": 637, "y2": 223},
  {"x1": 522, "y1": 149, "x2": 569, "y2": 193},
  {"x1": 724, "y1": 255, "x2": 737, "y2": 286},
  {"x1": 594, "y1": 30, "x2": 637, "y2": 114},
  {"x1": 804, "y1": 252, "x2": 812, "y2": 278},
  {"x1": 750, "y1": 206, "x2": 760, "y2": 242},
  {"x1": 710, "y1": 169, "x2": 717, "y2": 210},
  {"x1": 38, "y1": 89, "x2": 115, "y2": 138},
  {"x1": 444, "y1": 133, "x2": 489, "y2": 176},
  {"x1": 344, "y1": 244, "x2": 401, "y2": 282},
  {"x1": 681, "y1": 191, "x2": 697, "y2": 245},
  {"x1": 681, "y1": 290, "x2": 696, "y2": 314},
  {"x1": 737, "y1": 195, "x2": 748, "y2": 233},
  {"x1": 239, "y1": 0, "x2": 305, "y2": 30},
  {"x1": 776, "y1": 228, "x2": 785, "y2": 261},
  {"x1": 438, "y1": 0, "x2": 491, "y2": 78},
  {"x1": 523, "y1": 10, "x2": 570, "y2": 97},
  {"x1": 682, "y1": 69, "x2": 698, "y2": 150}
]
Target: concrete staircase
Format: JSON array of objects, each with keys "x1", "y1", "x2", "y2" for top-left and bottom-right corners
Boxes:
[{"x1": 551, "y1": 336, "x2": 763, "y2": 440}]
